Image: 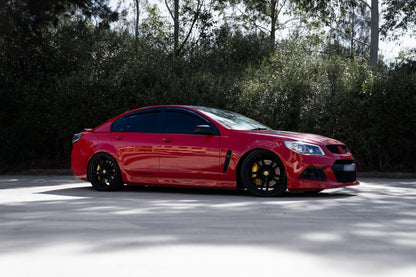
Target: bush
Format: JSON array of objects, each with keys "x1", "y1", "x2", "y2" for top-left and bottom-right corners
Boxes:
[
  {"x1": 0, "y1": 21, "x2": 264, "y2": 171},
  {"x1": 0, "y1": 20, "x2": 414, "y2": 172},
  {"x1": 232, "y1": 40, "x2": 415, "y2": 171}
]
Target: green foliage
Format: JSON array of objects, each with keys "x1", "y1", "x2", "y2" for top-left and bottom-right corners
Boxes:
[
  {"x1": 0, "y1": 2, "x2": 415, "y2": 172},
  {"x1": 233, "y1": 38, "x2": 415, "y2": 171},
  {"x1": 291, "y1": 0, "x2": 371, "y2": 58},
  {"x1": 0, "y1": 20, "x2": 266, "y2": 171},
  {"x1": 382, "y1": 0, "x2": 416, "y2": 38}
]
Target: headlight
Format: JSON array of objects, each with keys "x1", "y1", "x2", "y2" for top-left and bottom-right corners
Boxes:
[{"x1": 284, "y1": 141, "x2": 325, "y2": 156}]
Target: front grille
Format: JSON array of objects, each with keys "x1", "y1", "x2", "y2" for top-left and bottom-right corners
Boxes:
[
  {"x1": 327, "y1": 145, "x2": 349, "y2": 154},
  {"x1": 299, "y1": 167, "x2": 327, "y2": 181},
  {"x1": 332, "y1": 160, "x2": 357, "y2": 183},
  {"x1": 327, "y1": 145, "x2": 340, "y2": 154}
]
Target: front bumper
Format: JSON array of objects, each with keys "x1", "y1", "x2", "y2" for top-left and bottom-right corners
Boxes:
[{"x1": 284, "y1": 150, "x2": 359, "y2": 191}]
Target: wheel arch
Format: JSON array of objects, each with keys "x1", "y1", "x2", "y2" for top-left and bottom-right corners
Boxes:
[
  {"x1": 236, "y1": 147, "x2": 286, "y2": 190},
  {"x1": 86, "y1": 151, "x2": 120, "y2": 182}
]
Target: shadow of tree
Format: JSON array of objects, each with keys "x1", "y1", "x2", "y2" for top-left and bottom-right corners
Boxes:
[{"x1": 0, "y1": 176, "x2": 415, "y2": 275}]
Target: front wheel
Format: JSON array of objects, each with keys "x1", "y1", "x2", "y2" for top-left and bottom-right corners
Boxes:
[
  {"x1": 88, "y1": 153, "x2": 123, "y2": 191},
  {"x1": 240, "y1": 149, "x2": 287, "y2": 197}
]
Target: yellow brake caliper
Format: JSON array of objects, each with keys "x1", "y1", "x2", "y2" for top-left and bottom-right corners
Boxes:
[
  {"x1": 97, "y1": 165, "x2": 101, "y2": 181},
  {"x1": 252, "y1": 163, "x2": 259, "y2": 186}
]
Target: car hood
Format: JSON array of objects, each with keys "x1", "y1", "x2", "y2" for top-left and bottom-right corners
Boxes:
[{"x1": 248, "y1": 130, "x2": 343, "y2": 145}]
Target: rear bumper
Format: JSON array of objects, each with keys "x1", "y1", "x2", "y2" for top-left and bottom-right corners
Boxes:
[{"x1": 71, "y1": 142, "x2": 89, "y2": 182}]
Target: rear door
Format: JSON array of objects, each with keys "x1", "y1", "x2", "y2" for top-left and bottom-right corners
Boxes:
[
  {"x1": 158, "y1": 108, "x2": 221, "y2": 180},
  {"x1": 111, "y1": 108, "x2": 162, "y2": 181}
]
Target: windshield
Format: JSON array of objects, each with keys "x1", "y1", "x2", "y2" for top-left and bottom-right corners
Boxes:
[{"x1": 192, "y1": 106, "x2": 272, "y2": 131}]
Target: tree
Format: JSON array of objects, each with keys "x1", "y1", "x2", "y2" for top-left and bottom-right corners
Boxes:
[
  {"x1": 1, "y1": 0, "x2": 118, "y2": 28},
  {"x1": 223, "y1": 0, "x2": 295, "y2": 51},
  {"x1": 0, "y1": 0, "x2": 119, "y2": 53},
  {"x1": 134, "y1": 0, "x2": 140, "y2": 38},
  {"x1": 0, "y1": 0, "x2": 120, "y2": 87},
  {"x1": 382, "y1": 0, "x2": 416, "y2": 39},
  {"x1": 112, "y1": 0, "x2": 170, "y2": 43},
  {"x1": 327, "y1": 1, "x2": 371, "y2": 58},
  {"x1": 292, "y1": 0, "x2": 377, "y2": 65},
  {"x1": 369, "y1": 0, "x2": 378, "y2": 66},
  {"x1": 164, "y1": 0, "x2": 205, "y2": 56},
  {"x1": 292, "y1": 0, "x2": 416, "y2": 66}
]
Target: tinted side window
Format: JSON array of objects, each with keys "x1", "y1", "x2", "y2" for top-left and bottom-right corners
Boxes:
[
  {"x1": 124, "y1": 112, "x2": 160, "y2": 133},
  {"x1": 165, "y1": 111, "x2": 207, "y2": 135}
]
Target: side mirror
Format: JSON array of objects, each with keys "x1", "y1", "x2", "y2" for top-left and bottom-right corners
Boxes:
[{"x1": 194, "y1": 125, "x2": 214, "y2": 135}]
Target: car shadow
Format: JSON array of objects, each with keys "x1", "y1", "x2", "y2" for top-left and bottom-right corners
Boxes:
[{"x1": 41, "y1": 183, "x2": 357, "y2": 200}]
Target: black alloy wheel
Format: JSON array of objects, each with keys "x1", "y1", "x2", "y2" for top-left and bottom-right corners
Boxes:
[
  {"x1": 88, "y1": 153, "x2": 123, "y2": 191},
  {"x1": 240, "y1": 149, "x2": 287, "y2": 196}
]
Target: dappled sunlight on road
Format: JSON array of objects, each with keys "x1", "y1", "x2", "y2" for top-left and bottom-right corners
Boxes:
[{"x1": 1, "y1": 176, "x2": 415, "y2": 276}]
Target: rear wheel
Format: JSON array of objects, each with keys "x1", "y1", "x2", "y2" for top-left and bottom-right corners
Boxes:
[
  {"x1": 88, "y1": 153, "x2": 123, "y2": 191},
  {"x1": 240, "y1": 149, "x2": 287, "y2": 197}
]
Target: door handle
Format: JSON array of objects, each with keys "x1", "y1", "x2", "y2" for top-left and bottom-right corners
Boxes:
[
  {"x1": 162, "y1": 137, "x2": 173, "y2": 143},
  {"x1": 115, "y1": 135, "x2": 124, "y2": 140}
]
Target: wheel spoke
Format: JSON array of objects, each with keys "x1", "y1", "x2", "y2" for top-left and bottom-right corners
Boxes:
[
  {"x1": 106, "y1": 173, "x2": 114, "y2": 181},
  {"x1": 97, "y1": 158, "x2": 105, "y2": 168},
  {"x1": 100, "y1": 174, "x2": 107, "y2": 185},
  {"x1": 265, "y1": 176, "x2": 270, "y2": 191},
  {"x1": 256, "y1": 160, "x2": 263, "y2": 167},
  {"x1": 270, "y1": 173, "x2": 280, "y2": 181},
  {"x1": 259, "y1": 176, "x2": 266, "y2": 190}
]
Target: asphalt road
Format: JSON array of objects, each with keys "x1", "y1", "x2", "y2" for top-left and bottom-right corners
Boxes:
[{"x1": 1, "y1": 176, "x2": 415, "y2": 277}]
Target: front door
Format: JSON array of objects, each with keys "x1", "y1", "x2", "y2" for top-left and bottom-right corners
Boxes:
[{"x1": 158, "y1": 109, "x2": 220, "y2": 180}]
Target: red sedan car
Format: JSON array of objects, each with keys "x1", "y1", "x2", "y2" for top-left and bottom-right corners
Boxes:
[{"x1": 71, "y1": 105, "x2": 358, "y2": 196}]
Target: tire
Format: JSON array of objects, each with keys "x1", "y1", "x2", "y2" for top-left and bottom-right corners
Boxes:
[
  {"x1": 88, "y1": 153, "x2": 123, "y2": 191},
  {"x1": 240, "y1": 149, "x2": 287, "y2": 197}
]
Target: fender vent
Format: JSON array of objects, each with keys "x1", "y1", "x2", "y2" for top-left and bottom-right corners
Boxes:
[{"x1": 222, "y1": 150, "x2": 232, "y2": 173}]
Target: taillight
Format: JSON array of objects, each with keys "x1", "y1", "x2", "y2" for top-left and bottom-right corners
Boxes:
[{"x1": 72, "y1": 133, "x2": 83, "y2": 144}]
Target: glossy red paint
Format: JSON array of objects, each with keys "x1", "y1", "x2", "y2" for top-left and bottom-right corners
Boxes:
[{"x1": 71, "y1": 105, "x2": 359, "y2": 195}]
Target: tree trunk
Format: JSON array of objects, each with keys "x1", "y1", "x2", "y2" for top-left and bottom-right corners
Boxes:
[
  {"x1": 369, "y1": 0, "x2": 379, "y2": 66},
  {"x1": 134, "y1": 0, "x2": 139, "y2": 39},
  {"x1": 270, "y1": 0, "x2": 277, "y2": 51},
  {"x1": 351, "y1": 6, "x2": 355, "y2": 57},
  {"x1": 174, "y1": 0, "x2": 179, "y2": 55}
]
